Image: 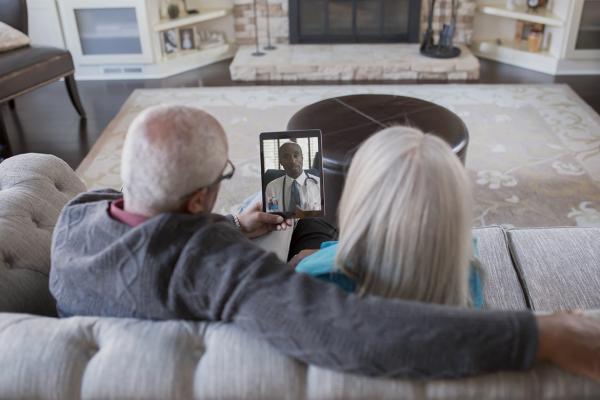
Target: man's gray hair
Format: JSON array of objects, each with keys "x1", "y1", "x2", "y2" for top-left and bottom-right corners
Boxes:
[
  {"x1": 335, "y1": 126, "x2": 473, "y2": 306},
  {"x1": 121, "y1": 105, "x2": 228, "y2": 215}
]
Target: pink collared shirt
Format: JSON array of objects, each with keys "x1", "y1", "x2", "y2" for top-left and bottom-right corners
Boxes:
[{"x1": 109, "y1": 198, "x2": 149, "y2": 227}]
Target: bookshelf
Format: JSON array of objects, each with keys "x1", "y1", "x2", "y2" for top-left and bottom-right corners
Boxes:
[
  {"x1": 477, "y1": 2, "x2": 564, "y2": 27},
  {"x1": 153, "y1": 9, "x2": 231, "y2": 32},
  {"x1": 57, "y1": 0, "x2": 235, "y2": 80},
  {"x1": 472, "y1": 0, "x2": 600, "y2": 75}
]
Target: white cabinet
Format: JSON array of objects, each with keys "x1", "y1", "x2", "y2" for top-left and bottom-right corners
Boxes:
[
  {"x1": 472, "y1": 0, "x2": 600, "y2": 75},
  {"x1": 55, "y1": 0, "x2": 234, "y2": 80},
  {"x1": 565, "y1": 0, "x2": 600, "y2": 59},
  {"x1": 58, "y1": 0, "x2": 156, "y2": 65}
]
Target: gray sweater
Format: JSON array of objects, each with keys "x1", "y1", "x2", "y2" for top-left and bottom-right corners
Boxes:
[{"x1": 50, "y1": 190, "x2": 537, "y2": 378}]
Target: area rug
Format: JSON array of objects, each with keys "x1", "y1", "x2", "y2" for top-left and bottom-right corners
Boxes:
[{"x1": 77, "y1": 84, "x2": 600, "y2": 228}]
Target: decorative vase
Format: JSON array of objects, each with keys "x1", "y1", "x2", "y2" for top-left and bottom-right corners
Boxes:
[{"x1": 167, "y1": 3, "x2": 180, "y2": 19}]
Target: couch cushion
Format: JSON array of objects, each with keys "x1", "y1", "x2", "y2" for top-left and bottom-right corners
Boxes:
[
  {"x1": 0, "y1": 153, "x2": 85, "y2": 315},
  {"x1": 0, "y1": 314, "x2": 308, "y2": 400},
  {"x1": 507, "y1": 227, "x2": 600, "y2": 312},
  {"x1": 198, "y1": 322, "x2": 308, "y2": 399},
  {"x1": 472, "y1": 227, "x2": 528, "y2": 310},
  {"x1": 0, "y1": 314, "x2": 207, "y2": 399},
  {"x1": 0, "y1": 46, "x2": 73, "y2": 100}
]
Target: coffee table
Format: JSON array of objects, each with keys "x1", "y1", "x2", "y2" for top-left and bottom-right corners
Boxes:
[{"x1": 287, "y1": 94, "x2": 469, "y2": 225}]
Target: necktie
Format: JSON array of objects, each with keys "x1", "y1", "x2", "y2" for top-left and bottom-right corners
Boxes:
[{"x1": 289, "y1": 180, "x2": 301, "y2": 212}]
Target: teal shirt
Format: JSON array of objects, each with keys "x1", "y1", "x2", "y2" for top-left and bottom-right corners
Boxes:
[{"x1": 296, "y1": 240, "x2": 485, "y2": 309}]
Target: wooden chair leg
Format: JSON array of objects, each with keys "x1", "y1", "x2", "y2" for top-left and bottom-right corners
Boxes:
[
  {"x1": 0, "y1": 106, "x2": 13, "y2": 159},
  {"x1": 8, "y1": 99, "x2": 15, "y2": 110},
  {"x1": 64, "y1": 74, "x2": 87, "y2": 119}
]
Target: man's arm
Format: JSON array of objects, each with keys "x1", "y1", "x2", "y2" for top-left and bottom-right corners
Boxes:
[
  {"x1": 232, "y1": 256, "x2": 600, "y2": 380},
  {"x1": 536, "y1": 312, "x2": 600, "y2": 381},
  {"x1": 227, "y1": 250, "x2": 537, "y2": 378},
  {"x1": 174, "y1": 225, "x2": 537, "y2": 379}
]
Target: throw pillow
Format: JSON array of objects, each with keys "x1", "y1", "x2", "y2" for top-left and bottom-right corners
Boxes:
[{"x1": 0, "y1": 21, "x2": 30, "y2": 52}]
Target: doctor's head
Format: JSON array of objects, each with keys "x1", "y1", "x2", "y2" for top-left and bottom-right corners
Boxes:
[
  {"x1": 121, "y1": 105, "x2": 229, "y2": 216},
  {"x1": 335, "y1": 126, "x2": 473, "y2": 306},
  {"x1": 279, "y1": 142, "x2": 304, "y2": 179}
]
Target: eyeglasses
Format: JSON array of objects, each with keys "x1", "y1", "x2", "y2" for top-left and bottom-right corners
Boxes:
[
  {"x1": 179, "y1": 159, "x2": 235, "y2": 200},
  {"x1": 213, "y1": 159, "x2": 235, "y2": 184}
]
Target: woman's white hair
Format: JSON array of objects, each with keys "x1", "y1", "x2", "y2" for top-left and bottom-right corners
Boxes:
[
  {"x1": 335, "y1": 126, "x2": 473, "y2": 306},
  {"x1": 121, "y1": 105, "x2": 228, "y2": 215}
]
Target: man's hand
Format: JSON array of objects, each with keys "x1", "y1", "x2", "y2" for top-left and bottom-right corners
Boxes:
[
  {"x1": 537, "y1": 311, "x2": 600, "y2": 381},
  {"x1": 288, "y1": 249, "x2": 319, "y2": 269},
  {"x1": 237, "y1": 201, "x2": 293, "y2": 239}
]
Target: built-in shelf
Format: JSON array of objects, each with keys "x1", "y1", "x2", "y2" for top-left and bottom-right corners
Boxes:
[
  {"x1": 477, "y1": 2, "x2": 564, "y2": 27},
  {"x1": 160, "y1": 43, "x2": 231, "y2": 62},
  {"x1": 153, "y1": 9, "x2": 231, "y2": 32},
  {"x1": 80, "y1": 33, "x2": 140, "y2": 39},
  {"x1": 75, "y1": 43, "x2": 234, "y2": 80},
  {"x1": 471, "y1": 38, "x2": 558, "y2": 74}
]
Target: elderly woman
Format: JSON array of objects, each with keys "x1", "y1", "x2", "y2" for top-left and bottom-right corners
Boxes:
[{"x1": 293, "y1": 126, "x2": 484, "y2": 307}]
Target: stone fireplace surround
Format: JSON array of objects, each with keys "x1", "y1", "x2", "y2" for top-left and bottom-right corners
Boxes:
[
  {"x1": 230, "y1": 0, "x2": 479, "y2": 82},
  {"x1": 233, "y1": 0, "x2": 476, "y2": 46}
]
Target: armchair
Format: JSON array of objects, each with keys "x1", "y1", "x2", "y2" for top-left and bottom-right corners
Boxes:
[{"x1": 0, "y1": 0, "x2": 86, "y2": 159}]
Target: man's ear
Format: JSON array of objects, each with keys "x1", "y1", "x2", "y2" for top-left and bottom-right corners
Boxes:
[{"x1": 185, "y1": 188, "x2": 209, "y2": 214}]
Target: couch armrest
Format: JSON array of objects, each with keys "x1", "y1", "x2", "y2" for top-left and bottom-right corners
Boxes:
[{"x1": 0, "y1": 153, "x2": 85, "y2": 315}]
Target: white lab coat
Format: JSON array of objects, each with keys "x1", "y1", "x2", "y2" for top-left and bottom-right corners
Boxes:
[{"x1": 265, "y1": 172, "x2": 321, "y2": 212}]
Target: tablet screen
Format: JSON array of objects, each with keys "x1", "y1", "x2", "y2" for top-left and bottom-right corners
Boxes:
[{"x1": 260, "y1": 130, "x2": 325, "y2": 219}]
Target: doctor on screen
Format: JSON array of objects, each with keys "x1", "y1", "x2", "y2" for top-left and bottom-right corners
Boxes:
[{"x1": 265, "y1": 142, "x2": 321, "y2": 214}]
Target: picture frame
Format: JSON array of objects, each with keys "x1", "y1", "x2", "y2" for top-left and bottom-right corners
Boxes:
[
  {"x1": 162, "y1": 29, "x2": 178, "y2": 54},
  {"x1": 196, "y1": 29, "x2": 226, "y2": 50},
  {"x1": 179, "y1": 27, "x2": 195, "y2": 50}
]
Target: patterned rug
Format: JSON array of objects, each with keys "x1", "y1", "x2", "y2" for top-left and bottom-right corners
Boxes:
[{"x1": 77, "y1": 84, "x2": 600, "y2": 228}]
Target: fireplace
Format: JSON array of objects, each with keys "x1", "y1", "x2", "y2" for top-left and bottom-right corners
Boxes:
[{"x1": 289, "y1": 0, "x2": 422, "y2": 44}]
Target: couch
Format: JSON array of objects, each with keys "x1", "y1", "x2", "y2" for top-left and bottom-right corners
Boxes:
[{"x1": 1, "y1": 153, "x2": 600, "y2": 399}]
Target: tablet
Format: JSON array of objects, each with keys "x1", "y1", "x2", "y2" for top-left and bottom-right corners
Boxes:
[{"x1": 260, "y1": 130, "x2": 325, "y2": 219}]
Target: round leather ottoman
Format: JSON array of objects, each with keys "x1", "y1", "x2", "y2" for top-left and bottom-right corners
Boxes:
[{"x1": 287, "y1": 94, "x2": 469, "y2": 225}]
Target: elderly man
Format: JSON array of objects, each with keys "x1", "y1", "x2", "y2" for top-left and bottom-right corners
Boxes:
[
  {"x1": 265, "y1": 142, "x2": 321, "y2": 215},
  {"x1": 50, "y1": 105, "x2": 600, "y2": 381}
]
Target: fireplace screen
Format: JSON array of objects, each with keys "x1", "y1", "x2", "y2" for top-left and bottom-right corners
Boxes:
[{"x1": 289, "y1": 0, "x2": 422, "y2": 43}]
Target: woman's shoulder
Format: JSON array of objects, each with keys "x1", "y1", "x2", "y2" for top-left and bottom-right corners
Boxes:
[
  {"x1": 295, "y1": 241, "x2": 339, "y2": 275},
  {"x1": 295, "y1": 241, "x2": 357, "y2": 293}
]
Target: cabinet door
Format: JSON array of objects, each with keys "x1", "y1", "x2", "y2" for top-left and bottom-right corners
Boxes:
[
  {"x1": 58, "y1": 0, "x2": 155, "y2": 64},
  {"x1": 28, "y1": 0, "x2": 66, "y2": 48},
  {"x1": 566, "y1": 0, "x2": 600, "y2": 59}
]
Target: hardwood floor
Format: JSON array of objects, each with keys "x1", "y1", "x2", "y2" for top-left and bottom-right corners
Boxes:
[{"x1": 1, "y1": 58, "x2": 598, "y2": 169}]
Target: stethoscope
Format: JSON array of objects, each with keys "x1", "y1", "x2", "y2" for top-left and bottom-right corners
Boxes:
[{"x1": 281, "y1": 172, "x2": 318, "y2": 212}]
